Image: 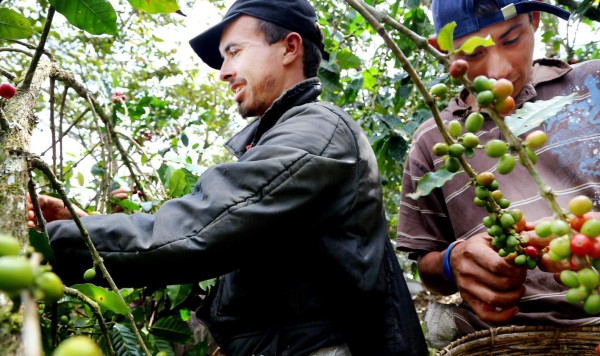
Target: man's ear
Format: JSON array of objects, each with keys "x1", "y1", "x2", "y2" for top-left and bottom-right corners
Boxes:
[
  {"x1": 282, "y1": 32, "x2": 303, "y2": 65},
  {"x1": 531, "y1": 11, "x2": 541, "y2": 31}
]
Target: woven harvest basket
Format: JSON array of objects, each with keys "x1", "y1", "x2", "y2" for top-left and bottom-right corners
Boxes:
[{"x1": 436, "y1": 325, "x2": 600, "y2": 355}]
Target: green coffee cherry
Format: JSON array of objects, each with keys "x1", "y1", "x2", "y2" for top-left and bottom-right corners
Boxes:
[
  {"x1": 448, "y1": 144, "x2": 466, "y2": 157},
  {"x1": 429, "y1": 83, "x2": 449, "y2": 97},
  {"x1": 462, "y1": 133, "x2": 479, "y2": 149},
  {"x1": 447, "y1": 120, "x2": 462, "y2": 138},
  {"x1": 432, "y1": 143, "x2": 449, "y2": 156},
  {"x1": 465, "y1": 112, "x2": 485, "y2": 133},
  {"x1": 497, "y1": 154, "x2": 516, "y2": 175},
  {"x1": 485, "y1": 139, "x2": 507, "y2": 158}
]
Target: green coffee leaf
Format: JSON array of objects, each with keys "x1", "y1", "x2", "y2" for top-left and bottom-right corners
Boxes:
[
  {"x1": 166, "y1": 284, "x2": 192, "y2": 310},
  {"x1": 0, "y1": 8, "x2": 33, "y2": 40},
  {"x1": 110, "y1": 323, "x2": 142, "y2": 356},
  {"x1": 150, "y1": 316, "x2": 193, "y2": 344},
  {"x1": 168, "y1": 169, "x2": 187, "y2": 197},
  {"x1": 72, "y1": 283, "x2": 130, "y2": 315},
  {"x1": 336, "y1": 48, "x2": 362, "y2": 70},
  {"x1": 437, "y1": 22, "x2": 456, "y2": 52},
  {"x1": 28, "y1": 228, "x2": 55, "y2": 264},
  {"x1": 457, "y1": 35, "x2": 494, "y2": 54},
  {"x1": 505, "y1": 93, "x2": 576, "y2": 136},
  {"x1": 407, "y1": 168, "x2": 462, "y2": 200},
  {"x1": 49, "y1": 0, "x2": 118, "y2": 36},
  {"x1": 127, "y1": 0, "x2": 180, "y2": 14}
]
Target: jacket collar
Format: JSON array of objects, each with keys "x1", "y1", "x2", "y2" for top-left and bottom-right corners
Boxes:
[
  {"x1": 225, "y1": 78, "x2": 322, "y2": 158},
  {"x1": 450, "y1": 58, "x2": 572, "y2": 117}
]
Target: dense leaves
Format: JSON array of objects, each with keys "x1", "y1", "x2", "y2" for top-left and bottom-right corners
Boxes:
[{"x1": 1, "y1": 0, "x2": 599, "y2": 354}]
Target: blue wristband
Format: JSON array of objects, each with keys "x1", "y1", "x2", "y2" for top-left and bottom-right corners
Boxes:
[{"x1": 443, "y1": 240, "x2": 464, "y2": 286}]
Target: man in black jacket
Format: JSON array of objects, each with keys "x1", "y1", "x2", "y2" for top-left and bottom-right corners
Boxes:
[{"x1": 28, "y1": 0, "x2": 427, "y2": 354}]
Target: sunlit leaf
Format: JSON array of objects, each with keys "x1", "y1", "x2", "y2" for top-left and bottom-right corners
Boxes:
[
  {"x1": 336, "y1": 48, "x2": 361, "y2": 70},
  {"x1": 457, "y1": 35, "x2": 494, "y2": 54},
  {"x1": 127, "y1": 0, "x2": 180, "y2": 14},
  {"x1": 407, "y1": 169, "x2": 462, "y2": 200},
  {"x1": 49, "y1": 0, "x2": 118, "y2": 36},
  {"x1": 76, "y1": 172, "x2": 85, "y2": 186},
  {"x1": 71, "y1": 283, "x2": 130, "y2": 315},
  {"x1": 0, "y1": 8, "x2": 33, "y2": 40},
  {"x1": 505, "y1": 94, "x2": 576, "y2": 136},
  {"x1": 437, "y1": 22, "x2": 456, "y2": 52}
]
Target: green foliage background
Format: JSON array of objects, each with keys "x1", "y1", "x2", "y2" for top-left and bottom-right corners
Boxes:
[{"x1": 1, "y1": 0, "x2": 599, "y2": 354}]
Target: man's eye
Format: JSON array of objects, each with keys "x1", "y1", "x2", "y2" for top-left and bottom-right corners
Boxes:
[
  {"x1": 504, "y1": 37, "x2": 520, "y2": 46},
  {"x1": 462, "y1": 50, "x2": 481, "y2": 60}
]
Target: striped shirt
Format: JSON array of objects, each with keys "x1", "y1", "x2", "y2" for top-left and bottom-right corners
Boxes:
[{"x1": 397, "y1": 58, "x2": 600, "y2": 335}]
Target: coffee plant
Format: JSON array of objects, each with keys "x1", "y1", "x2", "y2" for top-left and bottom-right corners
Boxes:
[{"x1": 404, "y1": 18, "x2": 600, "y2": 315}]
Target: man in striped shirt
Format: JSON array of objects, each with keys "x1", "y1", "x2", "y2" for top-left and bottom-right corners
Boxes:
[{"x1": 397, "y1": 0, "x2": 600, "y2": 344}]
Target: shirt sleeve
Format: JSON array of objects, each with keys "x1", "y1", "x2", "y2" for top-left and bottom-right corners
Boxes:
[{"x1": 396, "y1": 120, "x2": 456, "y2": 259}]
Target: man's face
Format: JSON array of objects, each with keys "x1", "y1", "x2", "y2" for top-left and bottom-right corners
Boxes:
[
  {"x1": 218, "y1": 16, "x2": 287, "y2": 118},
  {"x1": 452, "y1": 13, "x2": 540, "y2": 99}
]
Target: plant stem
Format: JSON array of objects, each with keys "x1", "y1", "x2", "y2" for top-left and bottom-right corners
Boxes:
[
  {"x1": 21, "y1": 7, "x2": 55, "y2": 92},
  {"x1": 29, "y1": 157, "x2": 151, "y2": 355}
]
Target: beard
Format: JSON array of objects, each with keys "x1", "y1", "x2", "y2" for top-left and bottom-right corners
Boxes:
[{"x1": 237, "y1": 75, "x2": 277, "y2": 118}]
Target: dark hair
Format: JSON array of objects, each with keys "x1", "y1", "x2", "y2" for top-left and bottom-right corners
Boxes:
[
  {"x1": 474, "y1": 0, "x2": 534, "y2": 21},
  {"x1": 256, "y1": 19, "x2": 323, "y2": 78},
  {"x1": 473, "y1": 0, "x2": 501, "y2": 17}
]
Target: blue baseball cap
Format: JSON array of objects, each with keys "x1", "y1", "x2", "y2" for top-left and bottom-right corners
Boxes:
[
  {"x1": 432, "y1": 0, "x2": 570, "y2": 39},
  {"x1": 189, "y1": 0, "x2": 329, "y2": 70}
]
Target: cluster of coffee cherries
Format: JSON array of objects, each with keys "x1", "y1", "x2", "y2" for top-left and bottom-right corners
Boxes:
[
  {"x1": 540, "y1": 196, "x2": 600, "y2": 313},
  {"x1": 0, "y1": 234, "x2": 64, "y2": 303},
  {"x1": 429, "y1": 60, "x2": 572, "y2": 270}
]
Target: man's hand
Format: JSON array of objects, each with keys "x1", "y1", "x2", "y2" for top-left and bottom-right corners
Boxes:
[
  {"x1": 449, "y1": 233, "x2": 527, "y2": 323},
  {"x1": 27, "y1": 194, "x2": 88, "y2": 228},
  {"x1": 109, "y1": 187, "x2": 131, "y2": 213}
]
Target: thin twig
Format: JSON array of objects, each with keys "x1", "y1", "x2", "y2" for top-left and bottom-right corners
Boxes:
[
  {"x1": 50, "y1": 67, "x2": 152, "y2": 201},
  {"x1": 40, "y1": 109, "x2": 90, "y2": 156},
  {"x1": 49, "y1": 77, "x2": 57, "y2": 174},
  {"x1": 117, "y1": 131, "x2": 168, "y2": 199},
  {"x1": 59, "y1": 86, "x2": 69, "y2": 180},
  {"x1": 8, "y1": 39, "x2": 56, "y2": 61},
  {"x1": 28, "y1": 171, "x2": 48, "y2": 235},
  {"x1": 86, "y1": 94, "x2": 109, "y2": 212},
  {"x1": 0, "y1": 66, "x2": 16, "y2": 81},
  {"x1": 21, "y1": 7, "x2": 55, "y2": 92}
]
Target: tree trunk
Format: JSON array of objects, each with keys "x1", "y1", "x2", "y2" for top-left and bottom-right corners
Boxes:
[{"x1": 0, "y1": 60, "x2": 55, "y2": 354}]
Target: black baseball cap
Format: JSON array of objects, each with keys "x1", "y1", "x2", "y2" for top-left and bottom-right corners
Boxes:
[
  {"x1": 189, "y1": 0, "x2": 329, "y2": 69},
  {"x1": 432, "y1": 0, "x2": 570, "y2": 39}
]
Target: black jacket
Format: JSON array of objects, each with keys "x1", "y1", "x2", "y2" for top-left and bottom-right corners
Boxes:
[{"x1": 48, "y1": 78, "x2": 427, "y2": 355}]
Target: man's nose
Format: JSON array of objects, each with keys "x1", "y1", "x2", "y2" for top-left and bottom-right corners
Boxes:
[
  {"x1": 486, "y1": 49, "x2": 513, "y2": 80},
  {"x1": 219, "y1": 59, "x2": 234, "y2": 82}
]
